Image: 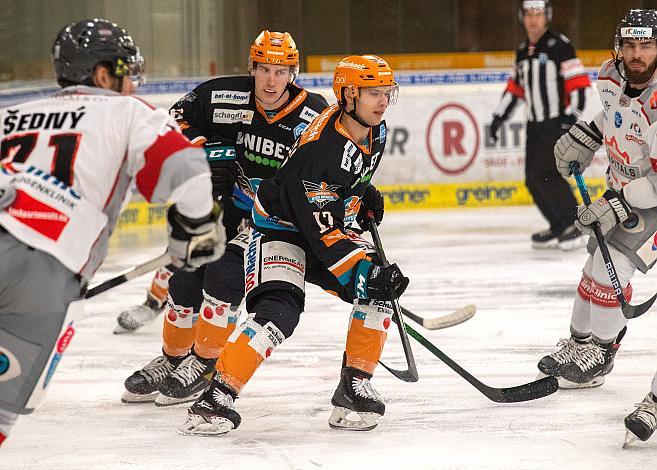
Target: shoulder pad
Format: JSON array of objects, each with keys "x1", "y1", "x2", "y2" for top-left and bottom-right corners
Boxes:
[
  {"x1": 597, "y1": 60, "x2": 621, "y2": 83},
  {"x1": 298, "y1": 104, "x2": 339, "y2": 147},
  {"x1": 640, "y1": 87, "x2": 657, "y2": 125}
]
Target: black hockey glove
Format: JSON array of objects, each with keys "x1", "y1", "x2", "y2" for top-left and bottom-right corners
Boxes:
[
  {"x1": 353, "y1": 259, "x2": 409, "y2": 300},
  {"x1": 204, "y1": 138, "x2": 238, "y2": 199},
  {"x1": 357, "y1": 184, "x2": 385, "y2": 228},
  {"x1": 489, "y1": 115, "x2": 504, "y2": 144},
  {"x1": 167, "y1": 202, "x2": 224, "y2": 270}
]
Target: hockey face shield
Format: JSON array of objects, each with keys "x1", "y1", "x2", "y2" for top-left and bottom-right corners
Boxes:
[
  {"x1": 115, "y1": 49, "x2": 146, "y2": 87},
  {"x1": 359, "y1": 83, "x2": 399, "y2": 107}
]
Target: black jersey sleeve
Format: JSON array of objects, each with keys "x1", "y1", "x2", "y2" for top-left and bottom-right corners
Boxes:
[{"x1": 169, "y1": 88, "x2": 209, "y2": 144}]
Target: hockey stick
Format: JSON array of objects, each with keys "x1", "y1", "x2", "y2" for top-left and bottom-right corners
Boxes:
[
  {"x1": 404, "y1": 322, "x2": 559, "y2": 402},
  {"x1": 400, "y1": 304, "x2": 476, "y2": 330},
  {"x1": 368, "y1": 216, "x2": 419, "y2": 383},
  {"x1": 85, "y1": 252, "x2": 170, "y2": 299},
  {"x1": 570, "y1": 163, "x2": 657, "y2": 319}
]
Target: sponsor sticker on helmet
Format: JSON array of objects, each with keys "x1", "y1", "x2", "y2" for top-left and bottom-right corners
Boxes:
[
  {"x1": 523, "y1": 0, "x2": 546, "y2": 10},
  {"x1": 621, "y1": 27, "x2": 653, "y2": 38}
]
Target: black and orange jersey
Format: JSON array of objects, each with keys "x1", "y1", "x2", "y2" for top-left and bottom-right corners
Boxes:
[
  {"x1": 253, "y1": 103, "x2": 388, "y2": 292},
  {"x1": 169, "y1": 75, "x2": 328, "y2": 214}
]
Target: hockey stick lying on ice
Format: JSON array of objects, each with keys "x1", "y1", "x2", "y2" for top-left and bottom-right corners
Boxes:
[
  {"x1": 570, "y1": 162, "x2": 657, "y2": 319},
  {"x1": 368, "y1": 215, "x2": 419, "y2": 383},
  {"x1": 400, "y1": 304, "x2": 476, "y2": 330},
  {"x1": 85, "y1": 252, "x2": 170, "y2": 299},
  {"x1": 402, "y1": 321, "x2": 559, "y2": 403}
]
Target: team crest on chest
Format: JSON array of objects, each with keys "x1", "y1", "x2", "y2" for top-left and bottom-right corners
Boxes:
[{"x1": 303, "y1": 181, "x2": 340, "y2": 208}]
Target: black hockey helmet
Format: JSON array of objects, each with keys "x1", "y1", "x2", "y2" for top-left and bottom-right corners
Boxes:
[
  {"x1": 52, "y1": 18, "x2": 144, "y2": 87},
  {"x1": 614, "y1": 9, "x2": 657, "y2": 53},
  {"x1": 518, "y1": 0, "x2": 552, "y2": 22}
]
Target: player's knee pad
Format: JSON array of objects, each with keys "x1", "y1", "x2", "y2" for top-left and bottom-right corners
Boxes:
[
  {"x1": 204, "y1": 244, "x2": 246, "y2": 306},
  {"x1": 0, "y1": 299, "x2": 83, "y2": 414},
  {"x1": 345, "y1": 299, "x2": 394, "y2": 374},
  {"x1": 167, "y1": 267, "x2": 204, "y2": 310},
  {"x1": 217, "y1": 318, "x2": 286, "y2": 393}
]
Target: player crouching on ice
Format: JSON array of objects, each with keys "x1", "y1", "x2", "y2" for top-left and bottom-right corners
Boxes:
[
  {"x1": 179, "y1": 55, "x2": 409, "y2": 436},
  {"x1": 536, "y1": 9, "x2": 657, "y2": 446}
]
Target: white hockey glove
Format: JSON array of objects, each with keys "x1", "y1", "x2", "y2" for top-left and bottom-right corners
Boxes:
[
  {"x1": 554, "y1": 120, "x2": 602, "y2": 177},
  {"x1": 167, "y1": 202, "x2": 223, "y2": 270},
  {"x1": 0, "y1": 184, "x2": 16, "y2": 209},
  {"x1": 575, "y1": 189, "x2": 631, "y2": 236}
]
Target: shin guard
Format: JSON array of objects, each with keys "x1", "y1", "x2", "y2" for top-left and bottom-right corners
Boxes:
[
  {"x1": 194, "y1": 290, "x2": 239, "y2": 359},
  {"x1": 345, "y1": 300, "x2": 393, "y2": 374},
  {"x1": 162, "y1": 295, "x2": 198, "y2": 357}
]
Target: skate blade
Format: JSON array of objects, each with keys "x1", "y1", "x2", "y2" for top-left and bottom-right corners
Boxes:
[
  {"x1": 113, "y1": 323, "x2": 137, "y2": 335},
  {"x1": 557, "y1": 375, "x2": 605, "y2": 389},
  {"x1": 558, "y1": 237, "x2": 587, "y2": 251},
  {"x1": 178, "y1": 414, "x2": 234, "y2": 436},
  {"x1": 623, "y1": 430, "x2": 639, "y2": 449},
  {"x1": 121, "y1": 390, "x2": 158, "y2": 403},
  {"x1": 532, "y1": 239, "x2": 559, "y2": 250},
  {"x1": 328, "y1": 406, "x2": 380, "y2": 431},
  {"x1": 154, "y1": 391, "x2": 203, "y2": 407}
]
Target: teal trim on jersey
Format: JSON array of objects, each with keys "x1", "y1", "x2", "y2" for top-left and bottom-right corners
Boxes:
[
  {"x1": 251, "y1": 207, "x2": 299, "y2": 233},
  {"x1": 352, "y1": 310, "x2": 367, "y2": 320}
]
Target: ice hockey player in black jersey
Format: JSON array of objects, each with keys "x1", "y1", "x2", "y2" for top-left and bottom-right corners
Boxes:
[
  {"x1": 179, "y1": 55, "x2": 409, "y2": 436},
  {"x1": 115, "y1": 30, "x2": 328, "y2": 334}
]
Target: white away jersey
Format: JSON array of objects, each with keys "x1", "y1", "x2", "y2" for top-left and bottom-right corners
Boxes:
[{"x1": 0, "y1": 86, "x2": 211, "y2": 279}]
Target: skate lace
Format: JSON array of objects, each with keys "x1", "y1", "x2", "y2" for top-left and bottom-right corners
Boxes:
[
  {"x1": 632, "y1": 395, "x2": 657, "y2": 428},
  {"x1": 571, "y1": 343, "x2": 604, "y2": 372},
  {"x1": 169, "y1": 355, "x2": 208, "y2": 386},
  {"x1": 550, "y1": 338, "x2": 579, "y2": 365},
  {"x1": 351, "y1": 377, "x2": 383, "y2": 403},
  {"x1": 140, "y1": 356, "x2": 175, "y2": 384}
]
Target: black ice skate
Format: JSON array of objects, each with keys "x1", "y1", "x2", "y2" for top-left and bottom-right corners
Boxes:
[
  {"x1": 122, "y1": 352, "x2": 186, "y2": 403},
  {"x1": 623, "y1": 393, "x2": 657, "y2": 448},
  {"x1": 114, "y1": 292, "x2": 164, "y2": 334},
  {"x1": 178, "y1": 378, "x2": 241, "y2": 436},
  {"x1": 531, "y1": 227, "x2": 561, "y2": 249},
  {"x1": 558, "y1": 328, "x2": 625, "y2": 389},
  {"x1": 328, "y1": 366, "x2": 385, "y2": 431},
  {"x1": 155, "y1": 351, "x2": 216, "y2": 406},
  {"x1": 557, "y1": 225, "x2": 587, "y2": 251},
  {"x1": 537, "y1": 335, "x2": 591, "y2": 377}
]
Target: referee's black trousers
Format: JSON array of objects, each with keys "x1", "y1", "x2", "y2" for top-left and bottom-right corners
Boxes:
[{"x1": 525, "y1": 118, "x2": 578, "y2": 233}]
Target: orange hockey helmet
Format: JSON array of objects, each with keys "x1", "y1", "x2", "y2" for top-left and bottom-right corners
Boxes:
[
  {"x1": 333, "y1": 55, "x2": 398, "y2": 107},
  {"x1": 248, "y1": 30, "x2": 299, "y2": 79}
]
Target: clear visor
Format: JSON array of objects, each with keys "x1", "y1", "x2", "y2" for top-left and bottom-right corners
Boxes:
[
  {"x1": 127, "y1": 51, "x2": 146, "y2": 87},
  {"x1": 360, "y1": 82, "x2": 399, "y2": 106}
]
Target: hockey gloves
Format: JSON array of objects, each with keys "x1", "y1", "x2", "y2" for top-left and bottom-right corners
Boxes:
[
  {"x1": 353, "y1": 259, "x2": 409, "y2": 301},
  {"x1": 559, "y1": 114, "x2": 578, "y2": 132},
  {"x1": 489, "y1": 115, "x2": 504, "y2": 144},
  {"x1": 575, "y1": 189, "x2": 631, "y2": 236},
  {"x1": 357, "y1": 184, "x2": 385, "y2": 228},
  {"x1": 167, "y1": 202, "x2": 223, "y2": 270},
  {"x1": 204, "y1": 139, "x2": 238, "y2": 200},
  {"x1": 555, "y1": 120, "x2": 602, "y2": 177},
  {"x1": 0, "y1": 184, "x2": 16, "y2": 209}
]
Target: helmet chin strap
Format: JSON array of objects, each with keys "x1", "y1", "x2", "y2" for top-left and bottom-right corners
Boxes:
[{"x1": 344, "y1": 99, "x2": 371, "y2": 129}]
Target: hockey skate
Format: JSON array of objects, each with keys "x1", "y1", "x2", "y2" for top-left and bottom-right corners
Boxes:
[
  {"x1": 557, "y1": 335, "x2": 622, "y2": 389},
  {"x1": 114, "y1": 292, "x2": 164, "y2": 334},
  {"x1": 531, "y1": 227, "x2": 561, "y2": 249},
  {"x1": 178, "y1": 378, "x2": 241, "y2": 436},
  {"x1": 122, "y1": 352, "x2": 186, "y2": 403},
  {"x1": 328, "y1": 366, "x2": 385, "y2": 431},
  {"x1": 537, "y1": 335, "x2": 591, "y2": 377},
  {"x1": 155, "y1": 352, "x2": 217, "y2": 407},
  {"x1": 557, "y1": 225, "x2": 587, "y2": 251},
  {"x1": 623, "y1": 393, "x2": 657, "y2": 448}
]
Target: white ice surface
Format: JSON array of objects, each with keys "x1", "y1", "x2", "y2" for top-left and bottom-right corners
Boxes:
[{"x1": 4, "y1": 206, "x2": 657, "y2": 469}]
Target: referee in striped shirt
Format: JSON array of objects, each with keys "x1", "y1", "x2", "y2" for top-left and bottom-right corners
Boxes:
[{"x1": 490, "y1": 0, "x2": 591, "y2": 250}]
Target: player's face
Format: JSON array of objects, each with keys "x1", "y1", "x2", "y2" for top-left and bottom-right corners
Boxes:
[
  {"x1": 355, "y1": 85, "x2": 394, "y2": 126},
  {"x1": 522, "y1": 9, "x2": 548, "y2": 37},
  {"x1": 622, "y1": 38, "x2": 657, "y2": 84},
  {"x1": 253, "y1": 63, "x2": 291, "y2": 109}
]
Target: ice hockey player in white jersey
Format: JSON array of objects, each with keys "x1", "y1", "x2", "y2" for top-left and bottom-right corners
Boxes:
[
  {"x1": 536, "y1": 8, "x2": 657, "y2": 445},
  {"x1": 0, "y1": 19, "x2": 221, "y2": 447}
]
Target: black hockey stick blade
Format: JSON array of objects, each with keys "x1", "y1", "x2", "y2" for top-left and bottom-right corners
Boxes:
[
  {"x1": 622, "y1": 293, "x2": 657, "y2": 319},
  {"x1": 86, "y1": 253, "x2": 169, "y2": 299},
  {"x1": 401, "y1": 304, "x2": 476, "y2": 330},
  {"x1": 404, "y1": 322, "x2": 558, "y2": 403}
]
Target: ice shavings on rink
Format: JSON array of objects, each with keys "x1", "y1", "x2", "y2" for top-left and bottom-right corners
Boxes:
[{"x1": 3, "y1": 206, "x2": 657, "y2": 469}]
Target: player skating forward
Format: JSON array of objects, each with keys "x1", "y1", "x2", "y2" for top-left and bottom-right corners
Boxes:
[
  {"x1": 0, "y1": 19, "x2": 221, "y2": 447},
  {"x1": 178, "y1": 55, "x2": 409, "y2": 436},
  {"x1": 538, "y1": 10, "x2": 657, "y2": 437},
  {"x1": 115, "y1": 30, "x2": 328, "y2": 333},
  {"x1": 121, "y1": 31, "x2": 328, "y2": 404}
]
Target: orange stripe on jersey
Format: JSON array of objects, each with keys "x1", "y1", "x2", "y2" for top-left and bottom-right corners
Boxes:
[
  {"x1": 136, "y1": 130, "x2": 192, "y2": 201},
  {"x1": 564, "y1": 74, "x2": 591, "y2": 94},
  {"x1": 256, "y1": 89, "x2": 308, "y2": 124},
  {"x1": 504, "y1": 78, "x2": 525, "y2": 98},
  {"x1": 329, "y1": 249, "x2": 367, "y2": 278},
  {"x1": 299, "y1": 104, "x2": 339, "y2": 146},
  {"x1": 321, "y1": 229, "x2": 350, "y2": 248},
  {"x1": 335, "y1": 116, "x2": 372, "y2": 153}
]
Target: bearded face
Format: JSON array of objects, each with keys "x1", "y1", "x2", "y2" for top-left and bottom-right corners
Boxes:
[{"x1": 622, "y1": 38, "x2": 657, "y2": 84}]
